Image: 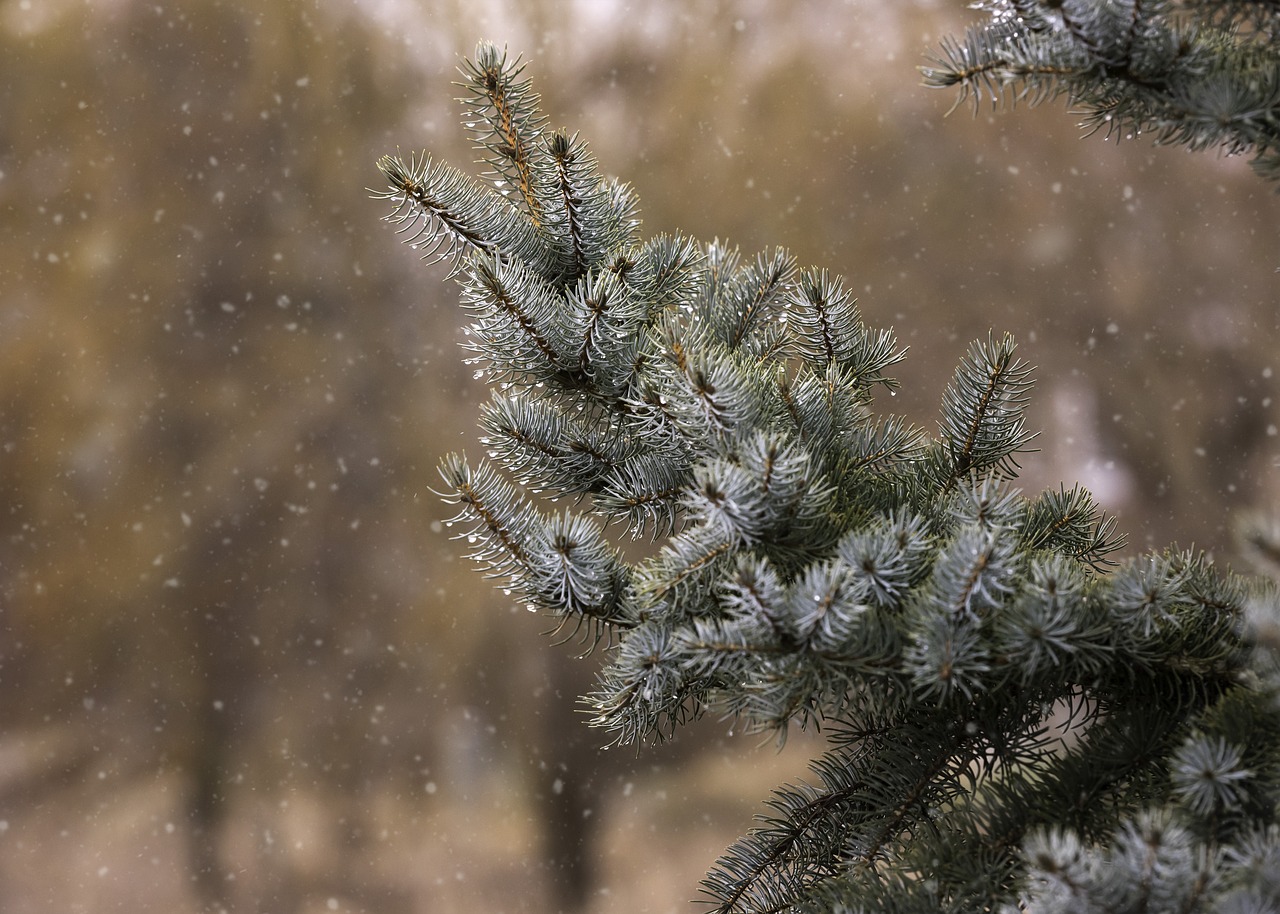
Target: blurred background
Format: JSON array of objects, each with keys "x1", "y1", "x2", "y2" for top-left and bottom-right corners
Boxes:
[{"x1": 0, "y1": 1, "x2": 1276, "y2": 912}]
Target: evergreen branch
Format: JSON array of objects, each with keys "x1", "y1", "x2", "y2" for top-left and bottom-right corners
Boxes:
[
  {"x1": 622, "y1": 373, "x2": 697, "y2": 465},
  {"x1": 437, "y1": 454, "x2": 634, "y2": 629},
  {"x1": 701, "y1": 712, "x2": 988, "y2": 914},
  {"x1": 992, "y1": 553, "x2": 1116, "y2": 681},
  {"x1": 835, "y1": 511, "x2": 935, "y2": 609},
  {"x1": 701, "y1": 782, "x2": 852, "y2": 914},
  {"x1": 1022, "y1": 483, "x2": 1127, "y2": 567},
  {"x1": 722, "y1": 652, "x2": 860, "y2": 734},
  {"x1": 617, "y1": 232, "x2": 706, "y2": 317},
  {"x1": 437, "y1": 452, "x2": 538, "y2": 580},
  {"x1": 930, "y1": 523, "x2": 1023, "y2": 623},
  {"x1": 696, "y1": 240, "x2": 744, "y2": 325},
  {"x1": 783, "y1": 559, "x2": 874, "y2": 655},
  {"x1": 786, "y1": 267, "x2": 860, "y2": 368},
  {"x1": 478, "y1": 391, "x2": 627, "y2": 495},
  {"x1": 951, "y1": 474, "x2": 1028, "y2": 532},
  {"x1": 540, "y1": 131, "x2": 638, "y2": 285},
  {"x1": 562, "y1": 267, "x2": 648, "y2": 395},
  {"x1": 459, "y1": 255, "x2": 573, "y2": 381},
  {"x1": 926, "y1": 1, "x2": 1280, "y2": 185},
  {"x1": 904, "y1": 607, "x2": 994, "y2": 703},
  {"x1": 938, "y1": 333, "x2": 1038, "y2": 483},
  {"x1": 841, "y1": 325, "x2": 906, "y2": 393},
  {"x1": 1089, "y1": 45, "x2": 1280, "y2": 162},
  {"x1": 380, "y1": 41, "x2": 1276, "y2": 914},
  {"x1": 1170, "y1": 734, "x2": 1252, "y2": 818},
  {"x1": 594, "y1": 454, "x2": 691, "y2": 536},
  {"x1": 963, "y1": 686, "x2": 1205, "y2": 873},
  {"x1": 649, "y1": 317, "x2": 773, "y2": 448},
  {"x1": 587, "y1": 618, "x2": 713, "y2": 744},
  {"x1": 374, "y1": 152, "x2": 532, "y2": 274},
  {"x1": 526, "y1": 510, "x2": 635, "y2": 624},
  {"x1": 722, "y1": 555, "x2": 788, "y2": 619},
  {"x1": 1179, "y1": 687, "x2": 1280, "y2": 831},
  {"x1": 634, "y1": 524, "x2": 737, "y2": 612},
  {"x1": 783, "y1": 267, "x2": 907, "y2": 390},
  {"x1": 673, "y1": 617, "x2": 786, "y2": 683},
  {"x1": 683, "y1": 431, "x2": 841, "y2": 566},
  {"x1": 681, "y1": 552, "x2": 908, "y2": 732},
  {"x1": 548, "y1": 130, "x2": 591, "y2": 280},
  {"x1": 845, "y1": 415, "x2": 928, "y2": 474},
  {"x1": 922, "y1": 26, "x2": 1087, "y2": 113},
  {"x1": 716, "y1": 248, "x2": 797, "y2": 352},
  {"x1": 776, "y1": 363, "x2": 873, "y2": 459},
  {"x1": 1020, "y1": 811, "x2": 1220, "y2": 913},
  {"x1": 457, "y1": 41, "x2": 548, "y2": 222},
  {"x1": 1109, "y1": 551, "x2": 1198, "y2": 641}
]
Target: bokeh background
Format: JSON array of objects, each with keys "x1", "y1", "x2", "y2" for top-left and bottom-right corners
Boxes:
[{"x1": 1, "y1": 1, "x2": 1277, "y2": 912}]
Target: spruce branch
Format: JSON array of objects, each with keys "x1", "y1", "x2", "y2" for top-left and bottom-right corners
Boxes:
[
  {"x1": 594, "y1": 453, "x2": 691, "y2": 537},
  {"x1": 437, "y1": 453, "x2": 634, "y2": 635},
  {"x1": 478, "y1": 390, "x2": 626, "y2": 496},
  {"x1": 541, "y1": 130, "x2": 639, "y2": 284},
  {"x1": 844, "y1": 414, "x2": 929, "y2": 476},
  {"x1": 925, "y1": 0, "x2": 1280, "y2": 184},
  {"x1": 457, "y1": 43, "x2": 549, "y2": 222},
  {"x1": 936, "y1": 332, "x2": 1038, "y2": 484},
  {"x1": 373, "y1": 152, "x2": 533, "y2": 274},
  {"x1": 460, "y1": 254, "x2": 574, "y2": 380},
  {"x1": 376, "y1": 39, "x2": 1279, "y2": 914},
  {"x1": 1021, "y1": 483, "x2": 1126, "y2": 568},
  {"x1": 785, "y1": 268, "x2": 866, "y2": 368}
]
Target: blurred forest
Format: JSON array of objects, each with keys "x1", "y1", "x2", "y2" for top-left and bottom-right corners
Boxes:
[{"x1": 0, "y1": 1, "x2": 1276, "y2": 912}]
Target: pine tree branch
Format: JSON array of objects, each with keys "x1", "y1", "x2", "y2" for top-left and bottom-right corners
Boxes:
[
  {"x1": 374, "y1": 152, "x2": 531, "y2": 273},
  {"x1": 376, "y1": 39, "x2": 1280, "y2": 914},
  {"x1": 925, "y1": 1, "x2": 1280, "y2": 184},
  {"x1": 458, "y1": 42, "x2": 549, "y2": 224},
  {"x1": 937, "y1": 333, "x2": 1038, "y2": 484}
]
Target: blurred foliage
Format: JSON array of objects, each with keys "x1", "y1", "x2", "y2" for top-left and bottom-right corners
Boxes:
[
  {"x1": 0, "y1": 1, "x2": 475, "y2": 910},
  {"x1": 0, "y1": 0, "x2": 1277, "y2": 912}
]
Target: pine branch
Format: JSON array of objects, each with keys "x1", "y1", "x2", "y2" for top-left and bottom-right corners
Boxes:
[
  {"x1": 437, "y1": 453, "x2": 635, "y2": 635},
  {"x1": 924, "y1": 1, "x2": 1280, "y2": 185},
  {"x1": 373, "y1": 152, "x2": 533, "y2": 274},
  {"x1": 936, "y1": 333, "x2": 1038, "y2": 485},
  {"x1": 375, "y1": 40, "x2": 1280, "y2": 914},
  {"x1": 457, "y1": 43, "x2": 549, "y2": 223}
]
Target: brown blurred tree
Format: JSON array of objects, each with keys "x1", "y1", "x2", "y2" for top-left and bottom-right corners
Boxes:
[{"x1": 0, "y1": 2, "x2": 466, "y2": 910}]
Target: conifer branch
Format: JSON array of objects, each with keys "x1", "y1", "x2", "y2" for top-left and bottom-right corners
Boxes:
[
  {"x1": 594, "y1": 454, "x2": 691, "y2": 537},
  {"x1": 1022, "y1": 483, "x2": 1126, "y2": 567},
  {"x1": 479, "y1": 391, "x2": 626, "y2": 495},
  {"x1": 938, "y1": 333, "x2": 1038, "y2": 484},
  {"x1": 458, "y1": 43, "x2": 548, "y2": 223},
  {"x1": 925, "y1": 1, "x2": 1280, "y2": 184},
  {"x1": 461, "y1": 255, "x2": 570, "y2": 378},
  {"x1": 374, "y1": 152, "x2": 530, "y2": 274},
  {"x1": 542, "y1": 131, "x2": 637, "y2": 285},
  {"x1": 376, "y1": 40, "x2": 1280, "y2": 914},
  {"x1": 437, "y1": 453, "x2": 634, "y2": 633}
]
